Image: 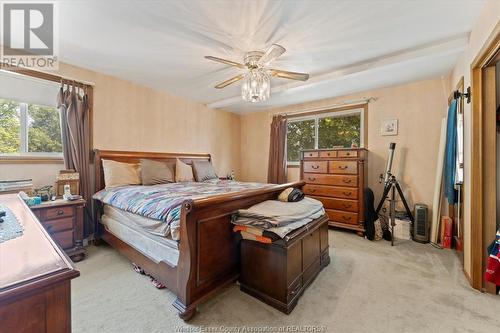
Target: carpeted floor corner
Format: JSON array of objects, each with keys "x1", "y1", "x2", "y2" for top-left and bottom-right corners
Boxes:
[{"x1": 72, "y1": 230, "x2": 499, "y2": 333}]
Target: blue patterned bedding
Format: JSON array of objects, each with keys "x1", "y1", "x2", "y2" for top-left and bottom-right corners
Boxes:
[{"x1": 93, "y1": 180, "x2": 272, "y2": 228}]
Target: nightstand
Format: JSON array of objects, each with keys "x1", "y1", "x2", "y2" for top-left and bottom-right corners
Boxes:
[{"x1": 31, "y1": 198, "x2": 86, "y2": 262}]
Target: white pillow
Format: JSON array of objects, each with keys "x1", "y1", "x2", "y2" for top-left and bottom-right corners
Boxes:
[
  {"x1": 175, "y1": 158, "x2": 194, "y2": 182},
  {"x1": 102, "y1": 159, "x2": 141, "y2": 188}
]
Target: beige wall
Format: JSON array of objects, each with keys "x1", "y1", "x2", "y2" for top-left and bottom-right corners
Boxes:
[
  {"x1": 449, "y1": 0, "x2": 500, "y2": 278},
  {"x1": 0, "y1": 62, "x2": 242, "y2": 187},
  {"x1": 0, "y1": 162, "x2": 64, "y2": 188},
  {"x1": 240, "y1": 77, "x2": 450, "y2": 212}
]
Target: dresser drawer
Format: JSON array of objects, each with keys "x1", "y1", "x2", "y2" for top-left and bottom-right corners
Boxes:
[
  {"x1": 303, "y1": 173, "x2": 358, "y2": 187},
  {"x1": 303, "y1": 151, "x2": 319, "y2": 158},
  {"x1": 337, "y1": 150, "x2": 358, "y2": 158},
  {"x1": 303, "y1": 161, "x2": 328, "y2": 173},
  {"x1": 43, "y1": 206, "x2": 74, "y2": 220},
  {"x1": 310, "y1": 196, "x2": 358, "y2": 212},
  {"x1": 42, "y1": 217, "x2": 74, "y2": 234},
  {"x1": 304, "y1": 184, "x2": 334, "y2": 197},
  {"x1": 319, "y1": 150, "x2": 337, "y2": 158},
  {"x1": 326, "y1": 209, "x2": 358, "y2": 225},
  {"x1": 329, "y1": 187, "x2": 357, "y2": 199},
  {"x1": 51, "y1": 229, "x2": 74, "y2": 249},
  {"x1": 328, "y1": 161, "x2": 358, "y2": 174}
]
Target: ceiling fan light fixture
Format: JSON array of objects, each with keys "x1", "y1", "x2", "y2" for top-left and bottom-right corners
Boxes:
[{"x1": 241, "y1": 68, "x2": 270, "y2": 103}]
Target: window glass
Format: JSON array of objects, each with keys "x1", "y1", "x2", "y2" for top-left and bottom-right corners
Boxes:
[
  {"x1": 318, "y1": 114, "x2": 361, "y2": 149},
  {"x1": 286, "y1": 119, "x2": 315, "y2": 162},
  {"x1": 285, "y1": 109, "x2": 363, "y2": 164},
  {"x1": 0, "y1": 98, "x2": 21, "y2": 154},
  {"x1": 27, "y1": 103, "x2": 62, "y2": 153}
]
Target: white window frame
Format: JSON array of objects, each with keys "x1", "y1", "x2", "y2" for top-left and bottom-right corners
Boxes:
[
  {"x1": 286, "y1": 108, "x2": 365, "y2": 166},
  {"x1": 0, "y1": 100, "x2": 63, "y2": 159}
]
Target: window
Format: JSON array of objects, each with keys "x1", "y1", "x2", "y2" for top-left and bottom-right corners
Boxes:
[
  {"x1": 286, "y1": 108, "x2": 364, "y2": 164},
  {"x1": 0, "y1": 97, "x2": 62, "y2": 156}
]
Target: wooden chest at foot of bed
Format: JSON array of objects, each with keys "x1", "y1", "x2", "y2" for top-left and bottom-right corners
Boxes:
[{"x1": 239, "y1": 214, "x2": 330, "y2": 314}]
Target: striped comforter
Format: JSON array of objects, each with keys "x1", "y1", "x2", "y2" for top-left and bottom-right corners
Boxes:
[{"x1": 93, "y1": 180, "x2": 272, "y2": 228}]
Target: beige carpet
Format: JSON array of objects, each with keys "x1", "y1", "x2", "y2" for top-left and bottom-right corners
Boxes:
[{"x1": 72, "y1": 230, "x2": 498, "y2": 333}]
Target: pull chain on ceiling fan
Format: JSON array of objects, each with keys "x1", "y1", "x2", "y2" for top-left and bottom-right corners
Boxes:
[{"x1": 205, "y1": 44, "x2": 309, "y2": 103}]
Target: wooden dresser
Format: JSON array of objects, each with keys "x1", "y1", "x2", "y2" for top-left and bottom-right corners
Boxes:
[
  {"x1": 31, "y1": 199, "x2": 86, "y2": 262},
  {"x1": 0, "y1": 194, "x2": 80, "y2": 332},
  {"x1": 300, "y1": 148, "x2": 367, "y2": 235}
]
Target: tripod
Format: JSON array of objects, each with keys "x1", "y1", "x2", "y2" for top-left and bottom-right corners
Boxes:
[{"x1": 376, "y1": 173, "x2": 414, "y2": 246}]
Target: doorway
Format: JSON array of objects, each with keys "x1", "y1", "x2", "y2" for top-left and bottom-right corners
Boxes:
[{"x1": 470, "y1": 29, "x2": 500, "y2": 293}]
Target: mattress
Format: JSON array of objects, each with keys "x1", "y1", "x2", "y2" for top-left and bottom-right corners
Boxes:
[
  {"x1": 93, "y1": 180, "x2": 272, "y2": 241},
  {"x1": 103, "y1": 204, "x2": 180, "y2": 240},
  {"x1": 101, "y1": 205, "x2": 179, "y2": 267}
]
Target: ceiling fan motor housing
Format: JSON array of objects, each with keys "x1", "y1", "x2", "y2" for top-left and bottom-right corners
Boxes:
[{"x1": 244, "y1": 51, "x2": 265, "y2": 69}]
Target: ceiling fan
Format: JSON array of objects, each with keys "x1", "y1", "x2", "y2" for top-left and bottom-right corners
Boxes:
[{"x1": 205, "y1": 44, "x2": 309, "y2": 103}]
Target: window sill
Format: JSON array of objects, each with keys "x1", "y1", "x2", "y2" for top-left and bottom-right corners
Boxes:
[{"x1": 0, "y1": 155, "x2": 64, "y2": 164}]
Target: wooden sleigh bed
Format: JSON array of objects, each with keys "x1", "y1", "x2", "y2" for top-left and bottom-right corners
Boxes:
[{"x1": 93, "y1": 150, "x2": 304, "y2": 320}]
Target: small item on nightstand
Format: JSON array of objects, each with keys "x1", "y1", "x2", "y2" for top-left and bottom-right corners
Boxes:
[
  {"x1": 56, "y1": 170, "x2": 79, "y2": 197},
  {"x1": 67, "y1": 194, "x2": 82, "y2": 201},
  {"x1": 34, "y1": 185, "x2": 54, "y2": 202},
  {"x1": 18, "y1": 191, "x2": 42, "y2": 206},
  {"x1": 63, "y1": 184, "x2": 71, "y2": 200}
]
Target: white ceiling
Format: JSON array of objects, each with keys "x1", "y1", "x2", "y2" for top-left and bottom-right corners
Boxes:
[{"x1": 56, "y1": 0, "x2": 486, "y2": 113}]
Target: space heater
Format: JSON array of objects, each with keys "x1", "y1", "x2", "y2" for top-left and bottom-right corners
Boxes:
[{"x1": 413, "y1": 204, "x2": 429, "y2": 243}]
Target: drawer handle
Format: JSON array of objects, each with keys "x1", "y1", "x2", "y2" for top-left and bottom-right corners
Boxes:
[
  {"x1": 327, "y1": 153, "x2": 331, "y2": 156},
  {"x1": 308, "y1": 177, "x2": 316, "y2": 181},
  {"x1": 342, "y1": 191, "x2": 352, "y2": 196},
  {"x1": 311, "y1": 165, "x2": 320, "y2": 169},
  {"x1": 342, "y1": 179, "x2": 352, "y2": 184},
  {"x1": 343, "y1": 203, "x2": 352, "y2": 209},
  {"x1": 56, "y1": 210, "x2": 64, "y2": 216},
  {"x1": 342, "y1": 215, "x2": 352, "y2": 221},
  {"x1": 46, "y1": 225, "x2": 53, "y2": 232},
  {"x1": 345, "y1": 152, "x2": 351, "y2": 156},
  {"x1": 309, "y1": 189, "x2": 316, "y2": 193},
  {"x1": 338, "y1": 165, "x2": 348, "y2": 170}
]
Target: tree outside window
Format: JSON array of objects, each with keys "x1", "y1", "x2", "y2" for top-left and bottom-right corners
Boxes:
[
  {"x1": 0, "y1": 97, "x2": 62, "y2": 155},
  {"x1": 286, "y1": 109, "x2": 363, "y2": 163}
]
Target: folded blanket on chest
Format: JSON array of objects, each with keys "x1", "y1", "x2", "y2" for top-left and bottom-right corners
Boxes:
[
  {"x1": 232, "y1": 197, "x2": 325, "y2": 241},
  {"x1": 232, "y1": 197, "x2": 324, "y2": 229}
]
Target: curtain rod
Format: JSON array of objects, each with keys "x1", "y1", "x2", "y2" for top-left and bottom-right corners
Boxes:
[
  {"x1": 275, "y1": 97, "x2": 376, "y2": 118},
  {"x1": 0, "y1": 65, "x2": 95, "y2": 87}
]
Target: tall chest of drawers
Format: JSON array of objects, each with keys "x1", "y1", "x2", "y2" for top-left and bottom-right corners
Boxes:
[{"x1": 300, "y1": 148, "x2": 367, "y2": 235}]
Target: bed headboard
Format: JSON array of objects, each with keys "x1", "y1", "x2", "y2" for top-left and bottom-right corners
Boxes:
[{"x1": 93, "y1": 149, "x2": 211, "y2": 193}]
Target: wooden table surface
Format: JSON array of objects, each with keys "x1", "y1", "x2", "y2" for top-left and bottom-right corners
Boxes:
[{"x1": 0, "y1": 194, "x2": 79, "y2": 298}]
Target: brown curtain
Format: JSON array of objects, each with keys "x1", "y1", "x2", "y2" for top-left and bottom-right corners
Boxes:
[
  {"x1": 58, "y1": 83, "x2": 92, "y2": 235},
  {"x1": 267, "y1": 115, "x2": 287, "y2": 184}
]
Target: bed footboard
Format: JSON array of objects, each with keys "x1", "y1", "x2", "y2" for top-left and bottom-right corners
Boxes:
[{"x1": 173, "y1": 181, "x2": 305, "y2": 320}]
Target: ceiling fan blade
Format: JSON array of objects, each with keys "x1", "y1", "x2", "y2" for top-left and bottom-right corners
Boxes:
[
  {"x1": 270, "y1": 69, "x2": 309, "y2": 81},
  {"x1": 214, "y1": 74, "x2": 245, "y2": 89},
  {"x1": 205, "y1": 56, "x2": 246, "y2": 69},
  {"x1": 257, "y1": 44, "x2": 286, "y2": 66}
]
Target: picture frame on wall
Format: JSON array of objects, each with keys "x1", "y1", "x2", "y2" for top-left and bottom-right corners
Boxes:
[{"x1": 381, "y1": 119, "x2": 398, "y2": 136}]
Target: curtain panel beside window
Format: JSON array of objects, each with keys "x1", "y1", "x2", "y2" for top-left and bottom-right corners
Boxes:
[
  {"x1": 267, "y1": 115, "x2": 287, "y2": 184},
  {"x1": 57, "y1": 84, "x2": 92, "y2": 235}
]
